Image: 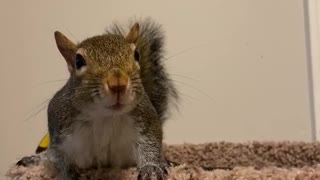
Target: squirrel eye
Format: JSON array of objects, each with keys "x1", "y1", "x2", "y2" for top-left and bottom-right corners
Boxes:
[
  {"x1": 134, "y1": 50, "x2": 140, "y2": 62},
  {"x1": 75, "y1": 54, "x2": 86, "y2": 69}
]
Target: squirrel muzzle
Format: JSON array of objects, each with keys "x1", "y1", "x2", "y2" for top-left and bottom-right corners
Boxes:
[{"x1": 104, "y1": 68, "x2": 129, "y2": 97}]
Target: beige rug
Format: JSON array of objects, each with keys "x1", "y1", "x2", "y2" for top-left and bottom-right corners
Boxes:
[{"x1": 7, "y1": 142, "x2": 320, "y2": 179}]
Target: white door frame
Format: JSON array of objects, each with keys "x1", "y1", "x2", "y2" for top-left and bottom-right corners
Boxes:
[{"x1": 304, "y1": 0, "x2": 320, "y2": 141}]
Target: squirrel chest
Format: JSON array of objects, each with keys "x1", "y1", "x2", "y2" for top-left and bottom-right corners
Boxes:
[{"x1": 60, "y1": 102, "x2": 138, "y2": 169}]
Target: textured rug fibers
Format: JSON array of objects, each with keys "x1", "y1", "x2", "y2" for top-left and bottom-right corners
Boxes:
[{"x1": 7, "y1": 141, "x2": 320, "y2": 179}]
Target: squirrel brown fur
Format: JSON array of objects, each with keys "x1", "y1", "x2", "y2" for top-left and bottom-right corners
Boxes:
[{"x1": 17, "y1": 18, "x2": 178, "y2": 180}]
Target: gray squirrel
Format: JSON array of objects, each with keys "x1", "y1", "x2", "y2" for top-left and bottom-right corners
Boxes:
[{"x1": 18, "y1": 18, "x2": 178, "y2": 180}]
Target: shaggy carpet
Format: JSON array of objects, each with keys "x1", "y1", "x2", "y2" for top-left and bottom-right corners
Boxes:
[{"x1": 7, "y1": 141, "x2": 320, "y2": 179}]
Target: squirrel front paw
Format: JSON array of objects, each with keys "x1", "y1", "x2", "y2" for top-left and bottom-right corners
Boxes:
[
  {"x1": 16, "y1": 155, "x2": 41, "y2": 167},
  {"x1": 138, "y1": 164, "x2": 168, "y2": 180}
]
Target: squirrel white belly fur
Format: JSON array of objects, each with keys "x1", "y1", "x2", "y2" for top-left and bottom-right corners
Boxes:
[{"x1": 61, "y1": 103, "x2": 138, "y2": 169}]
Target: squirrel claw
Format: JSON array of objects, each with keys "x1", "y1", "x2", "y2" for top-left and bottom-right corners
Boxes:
[{"x1": 138, "y1": 164, "x2": 167, "y2": 180}]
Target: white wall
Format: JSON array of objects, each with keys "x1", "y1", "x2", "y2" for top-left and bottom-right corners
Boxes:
[
  {"x1": 307, "y1": 0, "x2": 320, "y2": 140},
  {"x1": 0, "y1": 0, "x2": 312, "y2": 177}
]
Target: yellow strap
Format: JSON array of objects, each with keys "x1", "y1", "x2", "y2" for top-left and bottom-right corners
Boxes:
[{"x1": 38, "y1": 133, "x2": 50, "y2": 148}]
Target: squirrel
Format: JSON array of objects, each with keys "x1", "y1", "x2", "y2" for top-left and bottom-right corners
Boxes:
[{"x1": 17, "y1": 18, "x2": 178, "y2": 180}]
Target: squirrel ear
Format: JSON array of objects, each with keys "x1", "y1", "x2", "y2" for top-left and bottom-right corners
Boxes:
[
  {"x1": 54, "y1": 31, "x2": 76, "y2": 72},
  {"x1": 126, "y1": 23, "x2": 140, "y2": 44}
]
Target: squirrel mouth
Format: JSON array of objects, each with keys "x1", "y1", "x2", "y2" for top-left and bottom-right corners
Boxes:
[{"x1": 110, "y1": 102, "x2": 124, "y2": 110}]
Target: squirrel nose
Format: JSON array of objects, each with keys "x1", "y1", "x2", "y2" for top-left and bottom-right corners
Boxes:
[
  {"x1": 106, "y1": 69, "x2": 128, "y2": 95},
  {"x1": 108, "y1": 83, "x2": 127, "y2": 94}
]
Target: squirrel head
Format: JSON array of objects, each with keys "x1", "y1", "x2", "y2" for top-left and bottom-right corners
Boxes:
[{"x1": 54, "y1": 23, "x2": 142, "y2": 113}]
